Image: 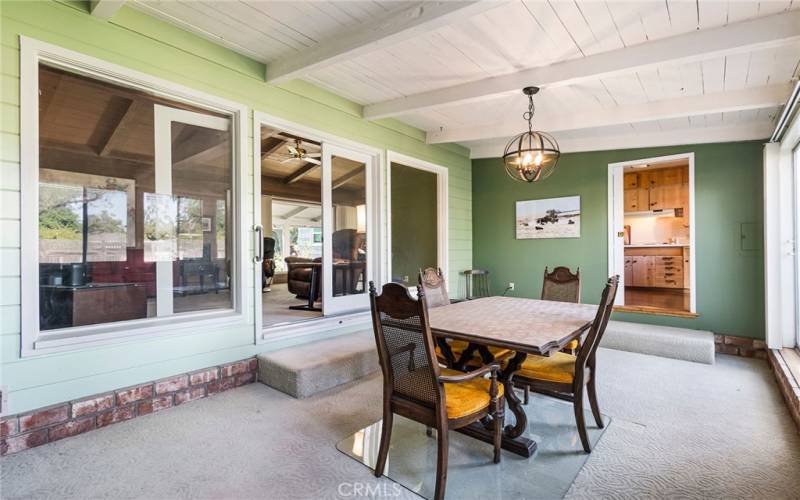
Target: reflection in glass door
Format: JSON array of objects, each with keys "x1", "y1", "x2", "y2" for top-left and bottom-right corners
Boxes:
[
  {"x1": 153, "y1": 105, "x2": 233, "y2": 316},
  {"x1": 322, "y1": 145, "x2": 372, "y2": 315}
]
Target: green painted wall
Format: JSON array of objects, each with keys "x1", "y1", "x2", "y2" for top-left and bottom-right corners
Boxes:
[
  {"x1": 0, "y1": 1, "x2": 471, "y2": 414},
  {"x1": 472, "y1": 141, "x2": 765, "y2": 339},
  {"x1": 391, "y1": 163, "x2": 437, "y2": 282}
]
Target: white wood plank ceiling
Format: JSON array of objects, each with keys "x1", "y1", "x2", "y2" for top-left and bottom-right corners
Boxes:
[{"x1": 129, "y1": 0, "x2": 800, "y2": 156}]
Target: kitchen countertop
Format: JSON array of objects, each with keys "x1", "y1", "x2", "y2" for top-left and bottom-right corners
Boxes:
[{"x1": 625, "y1": 243, "x2": 689, "y2": 248}]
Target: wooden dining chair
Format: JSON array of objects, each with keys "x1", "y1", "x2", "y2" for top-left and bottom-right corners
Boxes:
[
  {"x1": 419, "y1": 267, "x2": 511, "y2": 370},
  {"x1": 541, "y1": 266, "x2": 581, "y2": 303},
  {"x1": 369, "y1": 282, "x2": 504, "y2": 500},
  {"x1": 541, "y1": 266, "x2": 582, "y2": 356},
  {"x1": 419, "y1": 267, "x2": 450, "y2": 308},
  {"x1": 464, "y1": 269, "x2": 490, "y2": 300},
  {"x1": 513, "y1": 276, "x2": 619, "y2": 453}
]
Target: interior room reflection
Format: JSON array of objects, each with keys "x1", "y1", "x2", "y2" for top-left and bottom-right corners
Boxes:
[
  {"x1": 260, "y1": 126, "x2": 368, "y2": 328},
  {"x1": 37, "y1": 64, "x2": 233, "y2": 331},
  {"x1": 260, "y1": 126, "x2": 324, "y2": 327}
]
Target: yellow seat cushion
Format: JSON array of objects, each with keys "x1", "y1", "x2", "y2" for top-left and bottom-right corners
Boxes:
[
  {"x1": 440, "y1": 368, "x2": 504, "y2": 419},
  {"x1": 564, "y1": 339, "x2": 579, "y2": 350},
  {"x1": 515, "y1": 352, "x2": 576, "y2": 384},
  {"x1": 436, "y1": 340, "x2": 511, "y2": 365}
]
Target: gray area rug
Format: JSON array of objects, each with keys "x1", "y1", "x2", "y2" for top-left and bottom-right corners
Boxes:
[
  {"x1": 1, "y1": 349, "x2": 799, "y2": 499},
  {"x1": 337, "y1": 395, "x2": 609, "y2": 499}
]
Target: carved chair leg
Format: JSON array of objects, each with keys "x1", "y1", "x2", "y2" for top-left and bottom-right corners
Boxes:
[
  {"x1": 587, "y1": 376, "x2": 604, "y2": 428},
  {"x1": 523, "y1": 385, "x2": 530, "y2": 405},
  {"x1": 493, "y1": 401, "x2": 504, "y2": 464},
  {"x1": 375, "y1": 411, "x2": 393, "y2": 476},
  {"x1": 573, "y1": 387, "x2": 591, "y2": 453},
  {"x1": 434, "y1": 426, "x2": 449, "y2": 500}
]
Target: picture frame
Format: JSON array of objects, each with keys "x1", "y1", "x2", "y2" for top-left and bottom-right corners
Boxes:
[{"x1": 516, "y1": 195, "x2": 581, "y2": 239}]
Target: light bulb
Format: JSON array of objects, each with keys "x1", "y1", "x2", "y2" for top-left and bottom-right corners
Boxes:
[
  {"x1": 534, "y1": 152, "x2": 543, "y2": 166},
  {"x1": 521, "y1": 152, "x2": 533, "y2": 166}
]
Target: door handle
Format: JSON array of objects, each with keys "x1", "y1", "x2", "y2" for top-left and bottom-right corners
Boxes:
[{"x1": 253, "y1": 224, "x2": 263, "y2": 263}]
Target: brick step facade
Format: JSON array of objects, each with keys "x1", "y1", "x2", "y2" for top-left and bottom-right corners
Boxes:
[{"x1": 0, "y1": 357, "x2": 258, "y2": 456}]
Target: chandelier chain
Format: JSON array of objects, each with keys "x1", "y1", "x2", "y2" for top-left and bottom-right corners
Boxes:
[{"x1": 522, "y1": 94, "x2": 535, "y2": 134}]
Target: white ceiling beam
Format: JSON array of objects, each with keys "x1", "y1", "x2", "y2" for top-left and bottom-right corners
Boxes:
[
  {"x1": 365, "y1": 10, "x2": 800, "y2": 120},
  {"x1": 90, "y1": 0, "x2": 126, "y2": 20},
  {"x1": 265, "y1": 1, "x2": 505, "y2": 85},
  {"x1": 428, "y1": 83, "x2": 792, "y2": 144},
  {"x1": 469, "y1": 121, "x2": 776, "y2": 158}
]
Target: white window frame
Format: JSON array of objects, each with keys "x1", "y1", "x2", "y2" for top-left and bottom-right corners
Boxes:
[
  {"x1": 607, "y1": 152, "x2": 697, "y2": 314},
  {"x1": 764, "y1": 112, "x2": 800, "y2": 349},
  {"x1": 386, "y1": 151, "x2": 449, "y2": 284},
  {"x1": 253, "y1": 111, "x2": 385, "y2": 344},
  {"x1": 19, "y1": 36, "x2": 251, "y2": 356}
]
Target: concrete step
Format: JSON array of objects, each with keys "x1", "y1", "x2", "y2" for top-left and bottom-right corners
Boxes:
[
  {"x1": 257, "y1": 320, "x2": 714, "y2": 400},
  {"x1": 257, "y1": 330, "x2": 379, "y2": 398},
  {"x1": 601, "y1": 320, "x2": 715, "y2": 364}
]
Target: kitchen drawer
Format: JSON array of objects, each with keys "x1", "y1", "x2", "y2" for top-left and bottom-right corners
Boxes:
[{"x1": 654, "y1": 273, "x2": 683, "y2": 288}]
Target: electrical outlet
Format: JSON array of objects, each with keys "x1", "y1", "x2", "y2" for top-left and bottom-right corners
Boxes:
[{"x1": 508, "y1": 282, "x2": 515, "y2": 291}]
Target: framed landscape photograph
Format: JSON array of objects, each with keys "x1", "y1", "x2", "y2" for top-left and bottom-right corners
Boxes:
[{"x1": 516, "y1": 195, "x2": 581, "y2": 239}]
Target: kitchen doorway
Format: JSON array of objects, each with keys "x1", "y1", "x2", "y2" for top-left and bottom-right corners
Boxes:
[{"x1": 608, "y1": 153, "x2": 696, "y2": 316}]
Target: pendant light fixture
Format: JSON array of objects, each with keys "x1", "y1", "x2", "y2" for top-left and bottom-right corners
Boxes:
[{"x1": 502, "y1": 86, "x2": 560, "y2": 183}]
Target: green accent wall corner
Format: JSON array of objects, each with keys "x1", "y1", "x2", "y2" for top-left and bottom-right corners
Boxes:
[{"x1": 472, "y1": 141, "x2": 765, "y2": 339}]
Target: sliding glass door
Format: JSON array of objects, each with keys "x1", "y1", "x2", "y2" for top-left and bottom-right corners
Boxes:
[
  {"x1": 152, "y1": 105, "x2": 235, "y2": 316},
  {"x1": 321, "y1": 145, "x2": 373, "y2": 316}
]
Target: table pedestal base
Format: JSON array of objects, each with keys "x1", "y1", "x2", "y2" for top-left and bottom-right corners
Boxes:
[{"x1": 455, "y1": 423, "x2": 537, "y2": 458}]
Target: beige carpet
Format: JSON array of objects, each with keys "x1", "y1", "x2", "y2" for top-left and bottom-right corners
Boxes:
[
  {"x1": 262, "y1": 283, "x2": 321, "y2": 327},
  {"x1": 1, "y1": 349, "x2": 798, "y2": 499}
]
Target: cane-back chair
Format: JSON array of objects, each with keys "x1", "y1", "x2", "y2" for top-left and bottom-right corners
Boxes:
[
  {"x1": 541, "y1": 266, "x2": 582, "y2": 354},
  {"x1": 369, "y1": 282, "x2": 504, "y2": 500},
  {"x1": 514, "y1": 276, "x2": 619, "y2": 453},
  {"x1": 419, "y1": 267, "x2": 511, "y2": 370}
]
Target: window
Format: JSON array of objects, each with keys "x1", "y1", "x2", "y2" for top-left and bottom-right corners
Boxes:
[
  {"x1": 35, "y1": 64, "x2": 235, "y2": 331},
  {"x1": 21, "y1": 38, "x2": 247, "y2": 353}
]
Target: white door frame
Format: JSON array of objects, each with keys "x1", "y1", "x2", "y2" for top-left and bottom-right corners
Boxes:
[
  {"x1": 322, "y1": 144, "x2": 375, "y2": 315},
  {"x1": 607, "y1": 152, "x2": 697, "y2": 313},
  {"x1": 253, "y1": 111, "x2": 384, "y2": 342},
  {"x1": 386, "y1": 151, "x2": 449, "y2": 284}
]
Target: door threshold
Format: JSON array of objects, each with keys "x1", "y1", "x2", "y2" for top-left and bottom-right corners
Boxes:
[
  {"x1": 260, "y1": 310, "x2": 371, "y2": 343},
  {"x1": 614, "y1": 305, "x2": 699, "y2": 319}
]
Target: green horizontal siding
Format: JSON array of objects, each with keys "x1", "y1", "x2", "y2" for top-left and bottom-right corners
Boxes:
[{"x1": 0, "y1": 0, "x2": 471, "y2": 414}]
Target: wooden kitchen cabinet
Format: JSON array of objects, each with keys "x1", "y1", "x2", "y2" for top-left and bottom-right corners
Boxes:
[
  {"x1": 623, "y1": 166, "x2": 688, "y2": 213},
  {"x1": 631, "y1": 256, "x2": 654, "y2": 287},
  {"x1": 625, "y1": 247, "x2": 687, "y2": 289},
  {"x1": 624, "y1": 257, "x2": 633, "y2": 284}
]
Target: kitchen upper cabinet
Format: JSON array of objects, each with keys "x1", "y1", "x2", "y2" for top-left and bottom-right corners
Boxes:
[{"x1": 623, "y1": 166, "x2": 688, "y2": 213}]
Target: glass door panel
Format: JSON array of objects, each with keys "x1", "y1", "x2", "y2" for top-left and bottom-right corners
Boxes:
[
  {"x1": 152, "y1": 105, "x2": 234, "y2": 316},
  {"x1": 322, "y1": 145, "x2": 372, "y2": 315}
]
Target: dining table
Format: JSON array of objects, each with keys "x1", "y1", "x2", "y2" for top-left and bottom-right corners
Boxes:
[{"x1": 427, "y1": 296, "x2": 598, "y2": 458}]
